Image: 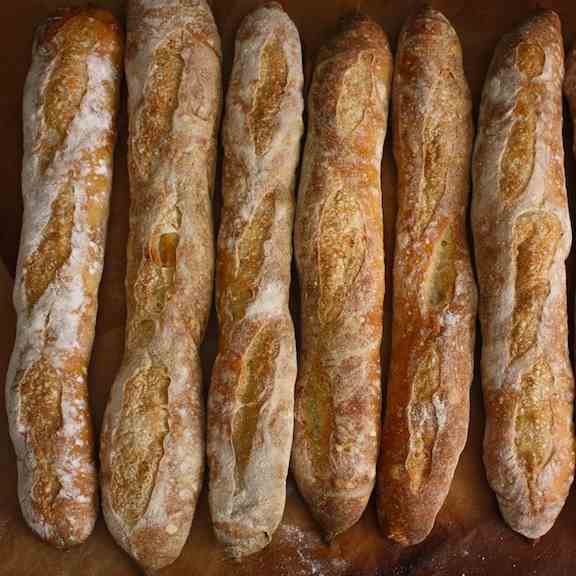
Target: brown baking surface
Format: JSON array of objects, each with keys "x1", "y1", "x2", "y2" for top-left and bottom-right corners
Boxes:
[{"x1": 2, "y1": 0, "x2": 576, "y2": 574}]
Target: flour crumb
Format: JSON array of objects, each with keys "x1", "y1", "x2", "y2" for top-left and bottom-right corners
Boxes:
[{"x1": 276, "y1": 523, "x2": 350, "y2": 576}]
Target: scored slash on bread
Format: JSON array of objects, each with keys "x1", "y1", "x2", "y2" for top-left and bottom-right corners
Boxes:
[
  {"x1": 472, "y1": 9, "x2": 575, "y2": 539},
  {"x1": 291, "y1": 13, "x2": 391, "y2": 541},
  {"x1": 99, "y1": 0, "x2": 222, "y2": 570},
  {"x1": 377, "y1": 4, "x2": 478, "y2": 546},
  {"x1": 207, "y1": 2, "x2": 304, "y2": 559},
  {"x1": 6, "y1": 7, "x2": 123, "y2": 548}
]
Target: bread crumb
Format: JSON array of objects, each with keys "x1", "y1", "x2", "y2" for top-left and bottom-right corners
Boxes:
[{"x1": 166, "y1": 524, "x2": 178, "y2": 535}]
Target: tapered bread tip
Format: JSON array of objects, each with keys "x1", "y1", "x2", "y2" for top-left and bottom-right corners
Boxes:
[
  {"x1": 262, "y1": 1, "x2": 285, "y2": 10},
  {"x1": 223, "y1": 530, "x2": 272, "y2": 559},
  {"x1": 412, "y1": 3, "x2": 449, "y2": 22},
  {"x1": 522, "y1": 8, "x2": 561, "y2": 33},
  {"x1": 401, "y1": 4, "x2": 455, "y2": 40}
]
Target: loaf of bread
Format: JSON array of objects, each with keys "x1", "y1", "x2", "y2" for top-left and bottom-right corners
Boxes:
[
  {"x1": 377, "y1": 6, "x2": 477, "y2": 546},
  {"x1": 292, "y1": 14, "x2": 391, "y2": 540},
  {"x1": 5, "y1": 8, "x2": 122, "y2": 548},
  {"x1": 207, "y1": 3, "x2": 303, "y2": 559},
  {"x1": 472, "y1": 10, "x2": 575, "y2": 539},
  {"x1": 99, "y1": 0, "x2": 222, "y2": 570}
]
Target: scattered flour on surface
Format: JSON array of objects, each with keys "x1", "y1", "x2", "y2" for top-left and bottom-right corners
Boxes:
[{"x1": 276, "y1": 523, "x2": 350, "y2": 576}]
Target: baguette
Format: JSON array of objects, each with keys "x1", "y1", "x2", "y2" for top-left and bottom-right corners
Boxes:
[
  {"x1": 472, "y1": 10, "x2": 575, "y2": 539},
  {"x1": 292, "y1": 14, "x2": 391, "y2": 540},
  {"x1": 5, "y1": 8, "x2": 122, "y2": 548},
  {"x1": 207, "y1": 3, "x2": 303, "y2": 558},
  {"x1": 377, "y1": 6, "x2": 477, "y2": 546},
  {"x1": 99, "y1": 0, "x2": 222, "y2": 570}
]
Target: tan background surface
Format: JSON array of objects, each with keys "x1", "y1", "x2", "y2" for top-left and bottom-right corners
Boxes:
[{"x1": 2, "y1": 0, "x2": 576, "y2": 574}]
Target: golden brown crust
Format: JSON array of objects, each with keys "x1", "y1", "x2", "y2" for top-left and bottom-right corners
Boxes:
[
  {"x1": 207, "y1": 3, "x2": 303, "y2": 558},
  {"x1": 472, "y1": 10, "x2": 575, "y2": 539},
  {"x1": 38, "y1": 7, "x2": 119, "y2": 46},
  {"x1": 99, "y1": 0, "x2": 222, "y2": 571},
  {"x1": 292, "y1": 14, "x2": 391, "y2": 540},
  {"x1": 377, "y1": 6, "x2": 477, "y2": 546},
  {"x1": 6, "y1": 8, "x2": 123, "y2": 548}
]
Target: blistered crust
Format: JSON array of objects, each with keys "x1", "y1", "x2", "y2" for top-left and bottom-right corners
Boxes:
[
  {"x1": 292, "y1": 14, "x2": 391, "y2": 540},
  {"x1": 99, "y1": 0, "x2": 222, "y2": 570},
  {"x1": 5, "y1": 7, "x2": 122, "y2": 548},
  {"x1": 377, "y1": 6, "x2": 477, "y2": 546},
  {"x1": 472, "y1": 10, "x2": 575, "y2": 539},
  {"x1": 207, "y1": 3, "x2": 303, "y2": 558}
]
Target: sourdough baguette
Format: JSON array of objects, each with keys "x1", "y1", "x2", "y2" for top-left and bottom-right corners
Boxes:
[
  {"x1": 472, "y1": 10, "x2": 575, "y2": 539},
  {"x1": 292, "y1": 14, "x2": 391, "y2": 540},
  {"x1": 99, "y1": 0, "x2": 222, "y2": 570},
  {"x1": 377, "y1": 6, "x2": 477, "y2": 546},
  {"x1": 207, "y1": 2, "x2": 303, "y2": 558},
  {"x1": 5, "y1": 8, "x2": 122, "y2": 548}
]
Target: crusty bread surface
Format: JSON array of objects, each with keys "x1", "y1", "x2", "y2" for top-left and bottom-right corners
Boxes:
[
  {"x1": 207, "y1": 2, "x2": 304, "y2": 559},
  {"x1": 377, "y1": 5, "x2": 478, "y2": 546},
  {"x1": 99, "y1": 0, "x2": 222, "y2": 570},
  {"x1": 291, "y1": 13, "x2": 392, "y2": 540},
  {"x1": 472, "y1": 10, "x2": 575, "y2": 539},
  {"x1": 6, "y1": 7, "x2": 122, "y2": 548}
]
